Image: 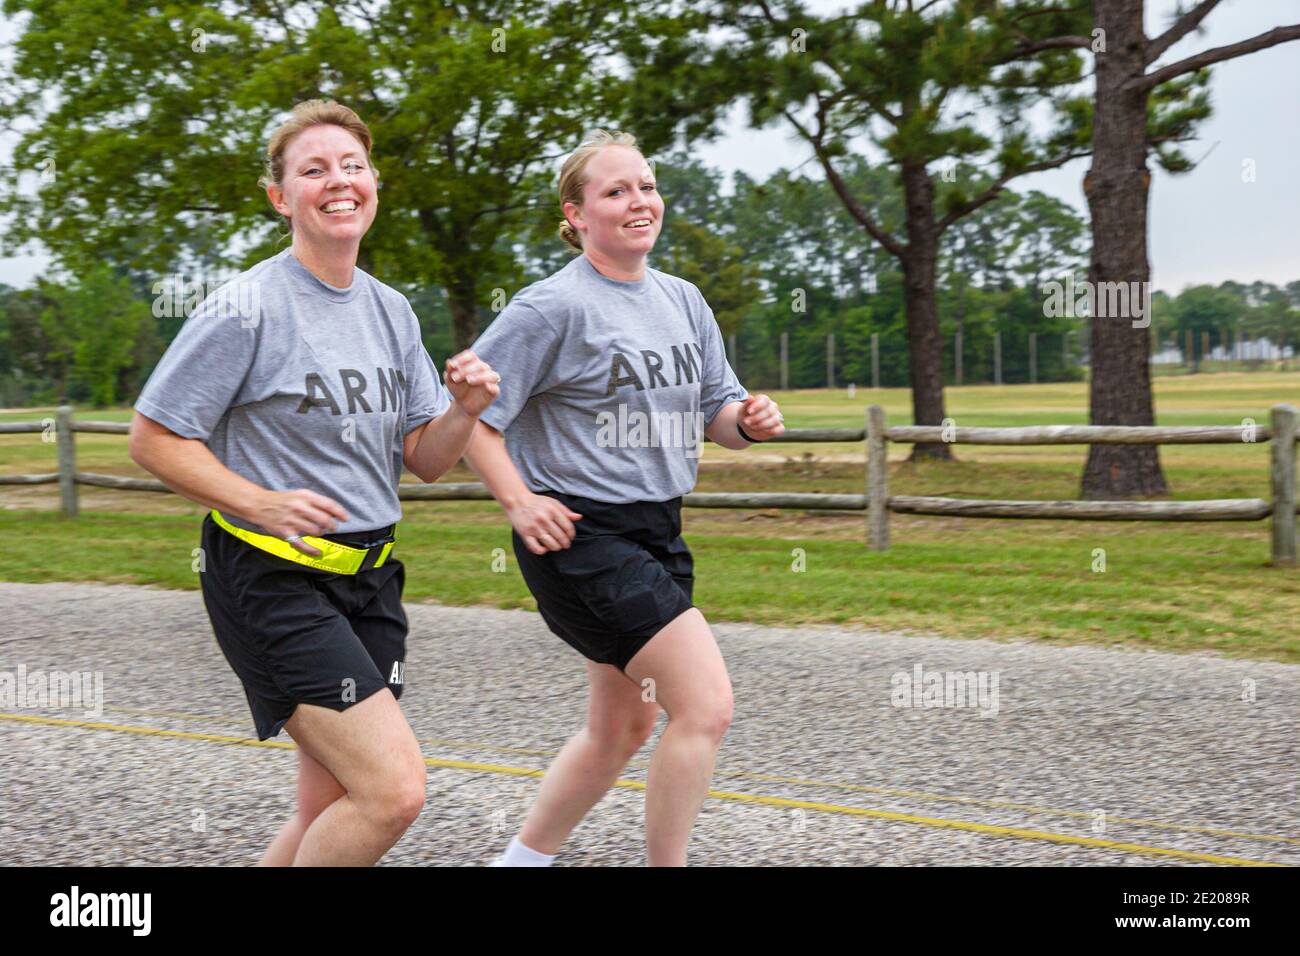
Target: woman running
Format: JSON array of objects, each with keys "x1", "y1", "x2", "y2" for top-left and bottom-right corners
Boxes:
[
  {"x1": 128, "y1": 100, "x2": 500, "y2": 866},
  {"x1": 465, "y1": 130, "x2": 785, "y2": 866}
]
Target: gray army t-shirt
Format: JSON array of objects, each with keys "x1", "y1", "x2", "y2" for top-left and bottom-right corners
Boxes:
[
  {"x1": 135, "y1": 247, "x2": 450, "y2": 533},
  {"x1": 472, "y1": 254, "x2": 747, "y2": 504}
]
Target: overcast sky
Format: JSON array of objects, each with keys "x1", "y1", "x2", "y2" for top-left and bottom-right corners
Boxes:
[{"x1": 2, "y1": 0, "x2": 1297, "y2": 294}]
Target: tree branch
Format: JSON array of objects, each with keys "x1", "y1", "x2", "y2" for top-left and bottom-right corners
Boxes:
[
  {"x1": 469, "y1": 199, "x2": 537, "y2": 223},
  {"x1": 936, "y1": 150, "x2": 1089, "y2": 234},
  {"x1": 755, "y1": 0, "x2": 901, "y2": 125},
  {"x1": 783, "y1": 100, "x2": 906, "y2": 260},
  {"x1": 1145, "y1": 0, "x2": 1221, "y2": 65},
  {"x1": 1138, "y1": 23, "x2": 1300, "y2": 91},
  {"x1": 396, "y1": 112, "x2": 440, "y2": 167},
  {"x1": 822, "y1": 157, "x2": 905, "y2": 259},
  {"x1": 996, "y1": 34, "x2": 1091, "y2": 64},
  {"x1": 817, "y1": 55, "x2": 901, "y2": 126},
  {"x1": 468, "y1": 97, "x2": 485, "y2": 167}
]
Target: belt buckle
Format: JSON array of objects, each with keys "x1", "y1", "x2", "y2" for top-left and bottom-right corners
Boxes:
[{"x1": 354, "y1": 533, "x2": 395, "y2": 573}]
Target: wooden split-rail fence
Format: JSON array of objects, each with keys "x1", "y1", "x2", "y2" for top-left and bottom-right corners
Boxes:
[{"x1": 2, "y1": 404, "x2": 1296, "y2": 565}]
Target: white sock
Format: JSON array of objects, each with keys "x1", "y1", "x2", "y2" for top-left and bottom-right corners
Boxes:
[{"x1": 492, "y1": 835, "x2": 556, "y2": 867}]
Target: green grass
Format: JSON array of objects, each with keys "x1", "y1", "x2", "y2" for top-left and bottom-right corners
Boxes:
[
  {"x1": 2, "y1": 371, "x2": 1298, "y2": 662},
  {"x1": 0, "y1": 507, "x2": 1293, "y2": 662}
]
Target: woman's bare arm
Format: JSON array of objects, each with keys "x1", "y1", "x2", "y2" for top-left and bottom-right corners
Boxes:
[
  {"x1": 402, "y1": 402, "x2": 478, "y2": 483},
  {"x1": 704, "y1": 394, "x2": 785, "y2": 448},
  {"x1": 402, "y1": 350, "x2": 499, "y2": 482},
  {"x1": 460, "y1": 419, "x2": 583, "y2": 554},
  {"x1": 128, "y1": 412, "x2": 348, "y2": 556}
]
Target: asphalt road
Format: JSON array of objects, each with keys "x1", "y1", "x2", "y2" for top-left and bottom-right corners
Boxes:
[{"x1": 1, "y1": 582, "x2": 1295, "y2": 866}]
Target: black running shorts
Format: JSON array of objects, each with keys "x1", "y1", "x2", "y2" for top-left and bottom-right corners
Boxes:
[
  {"x1": 511, "y1": 491, "x2": 696, "y2": 671},
  {"x1": 198, "y1": 513, "x2": 408, "y2": 741}
]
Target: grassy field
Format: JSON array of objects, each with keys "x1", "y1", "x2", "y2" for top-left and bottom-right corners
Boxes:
[{"x1": 2, "y1": 371, "x2": 1297, "y2": 662}]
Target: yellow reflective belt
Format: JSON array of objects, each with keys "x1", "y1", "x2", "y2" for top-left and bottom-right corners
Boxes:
[{"x1": 210, "y1": 509, "x2": 394, "y2": 575}]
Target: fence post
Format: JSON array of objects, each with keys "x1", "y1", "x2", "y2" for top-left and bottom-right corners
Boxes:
[
  {"x1": 1029, "y1": 332, "x2": 1037, "y2": 384},
  {"x1": 827, "y1": 333, "x2": 835, "y2": 389},
  {"x1": 955, "y1": 330, "x2": 963, "y2": 385},
  {"x1": 57, "y1": 404, "x2": 78, "y2": 518},
  {"x1": 993, "y1": 331, "x2": 1002, "y2": 385},
  {"x1": 867, "y1": 404, "x2": 889, "y2": 550},
  {"x1": 1271, "y1": 404, "x2": 1297, "y2": 566},
  {"x1": 871, "y1": 333, "x2": 880, "y2": 389},
  {"x1": 780, "y1": 332, "x2": 789, "y2": 391}
]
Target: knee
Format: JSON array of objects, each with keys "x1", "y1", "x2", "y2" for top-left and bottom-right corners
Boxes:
[
  {"x1": 674, "y1": 693, "x2": 733, "y2": 743},
  {"x1": 392, "y1": 762, "x2": 429, "y2": 828},
  {"x1": 624, "y1": 713, "x2": 659, "y2": 757},
  {"x1": 366, "y1": 762, "x2": 428, "y2": 833},
  {"x1": 591, "y1": 714, "x2": 658, "y2": 762}
]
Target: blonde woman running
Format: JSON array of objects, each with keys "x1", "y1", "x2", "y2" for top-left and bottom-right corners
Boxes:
[{"x1": 466, "y1": 130, "x2": 784, "y2": 866}]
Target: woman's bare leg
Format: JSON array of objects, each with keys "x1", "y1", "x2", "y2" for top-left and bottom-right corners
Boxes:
[
  {"x1": 515, "y1": 660, "x2": 660, "y2": 856},
  {"x1": 624, "y1": 608, "x2": 733, "y2": 867},
  {"x1": 280, "y1": 689, "x2": 427, "y2": 866},
  {"x1": 259, "y1": 747, "x2": 347, "y2": 866}
]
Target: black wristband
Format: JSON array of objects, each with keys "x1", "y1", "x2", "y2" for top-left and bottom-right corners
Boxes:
[{"x1": 737, "y1": 421, "x2": 763, "y2": 443}]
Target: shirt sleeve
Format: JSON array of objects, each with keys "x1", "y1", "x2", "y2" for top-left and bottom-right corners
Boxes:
[
  {"x1": 402, "y1": 302, "x2": 452, "y2": 435},
  {"x1": 695, "y1": 291, "x2": 748, "y2": 426},
  {"x1": 471, "y1": 299, "x2": 562, "y2": 435},
  {"x1": 133, "y1": 287, "x2": 259, "y2": 441}
]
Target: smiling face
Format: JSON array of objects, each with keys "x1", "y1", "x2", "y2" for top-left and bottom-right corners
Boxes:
[
  {"x1": 564, "y1": 145, "x2": 664, "y2": 261},
  {"x1": 266, "y1": 123, "x2": 378, "y2": 249}
]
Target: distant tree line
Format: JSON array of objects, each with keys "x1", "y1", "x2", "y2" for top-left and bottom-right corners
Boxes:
[{"x1": 3, "y1": 151, "x2": 1296, "y2": 405}]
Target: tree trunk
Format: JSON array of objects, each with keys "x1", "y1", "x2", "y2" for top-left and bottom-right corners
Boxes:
[
  {"x1": 448, "y1": 296, "x2": 478, "y2": 352},
  {"x1": 955, "y1": 269, "x2": 967, "y2": 386},
  {"x1": 1081, "y1": 0, "x2": 1169, "y2": 498},
  {"x1": 446, "y1": 262, "x2": 479, "y2": 352},
  {"x1": 900, "y1": 161, "x2": 952, "y2": 460}
]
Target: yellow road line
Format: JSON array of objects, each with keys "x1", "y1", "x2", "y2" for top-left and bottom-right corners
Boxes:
[
  {"x1": 0, "y1": 711, "x2": 1286, "y2": 867},
  {"x1": 102, "y1": 703, "x2": 1300, "y2": 846},
  {"x1": 2, "y1": 712, "x2": 300, "y2": 750},
  {"x1": 698, "y1": 788, "x2": 1286, "y2": 867},
  {"x1": 710, "y1": 768, "x2": 1300, "y2": 846}
]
